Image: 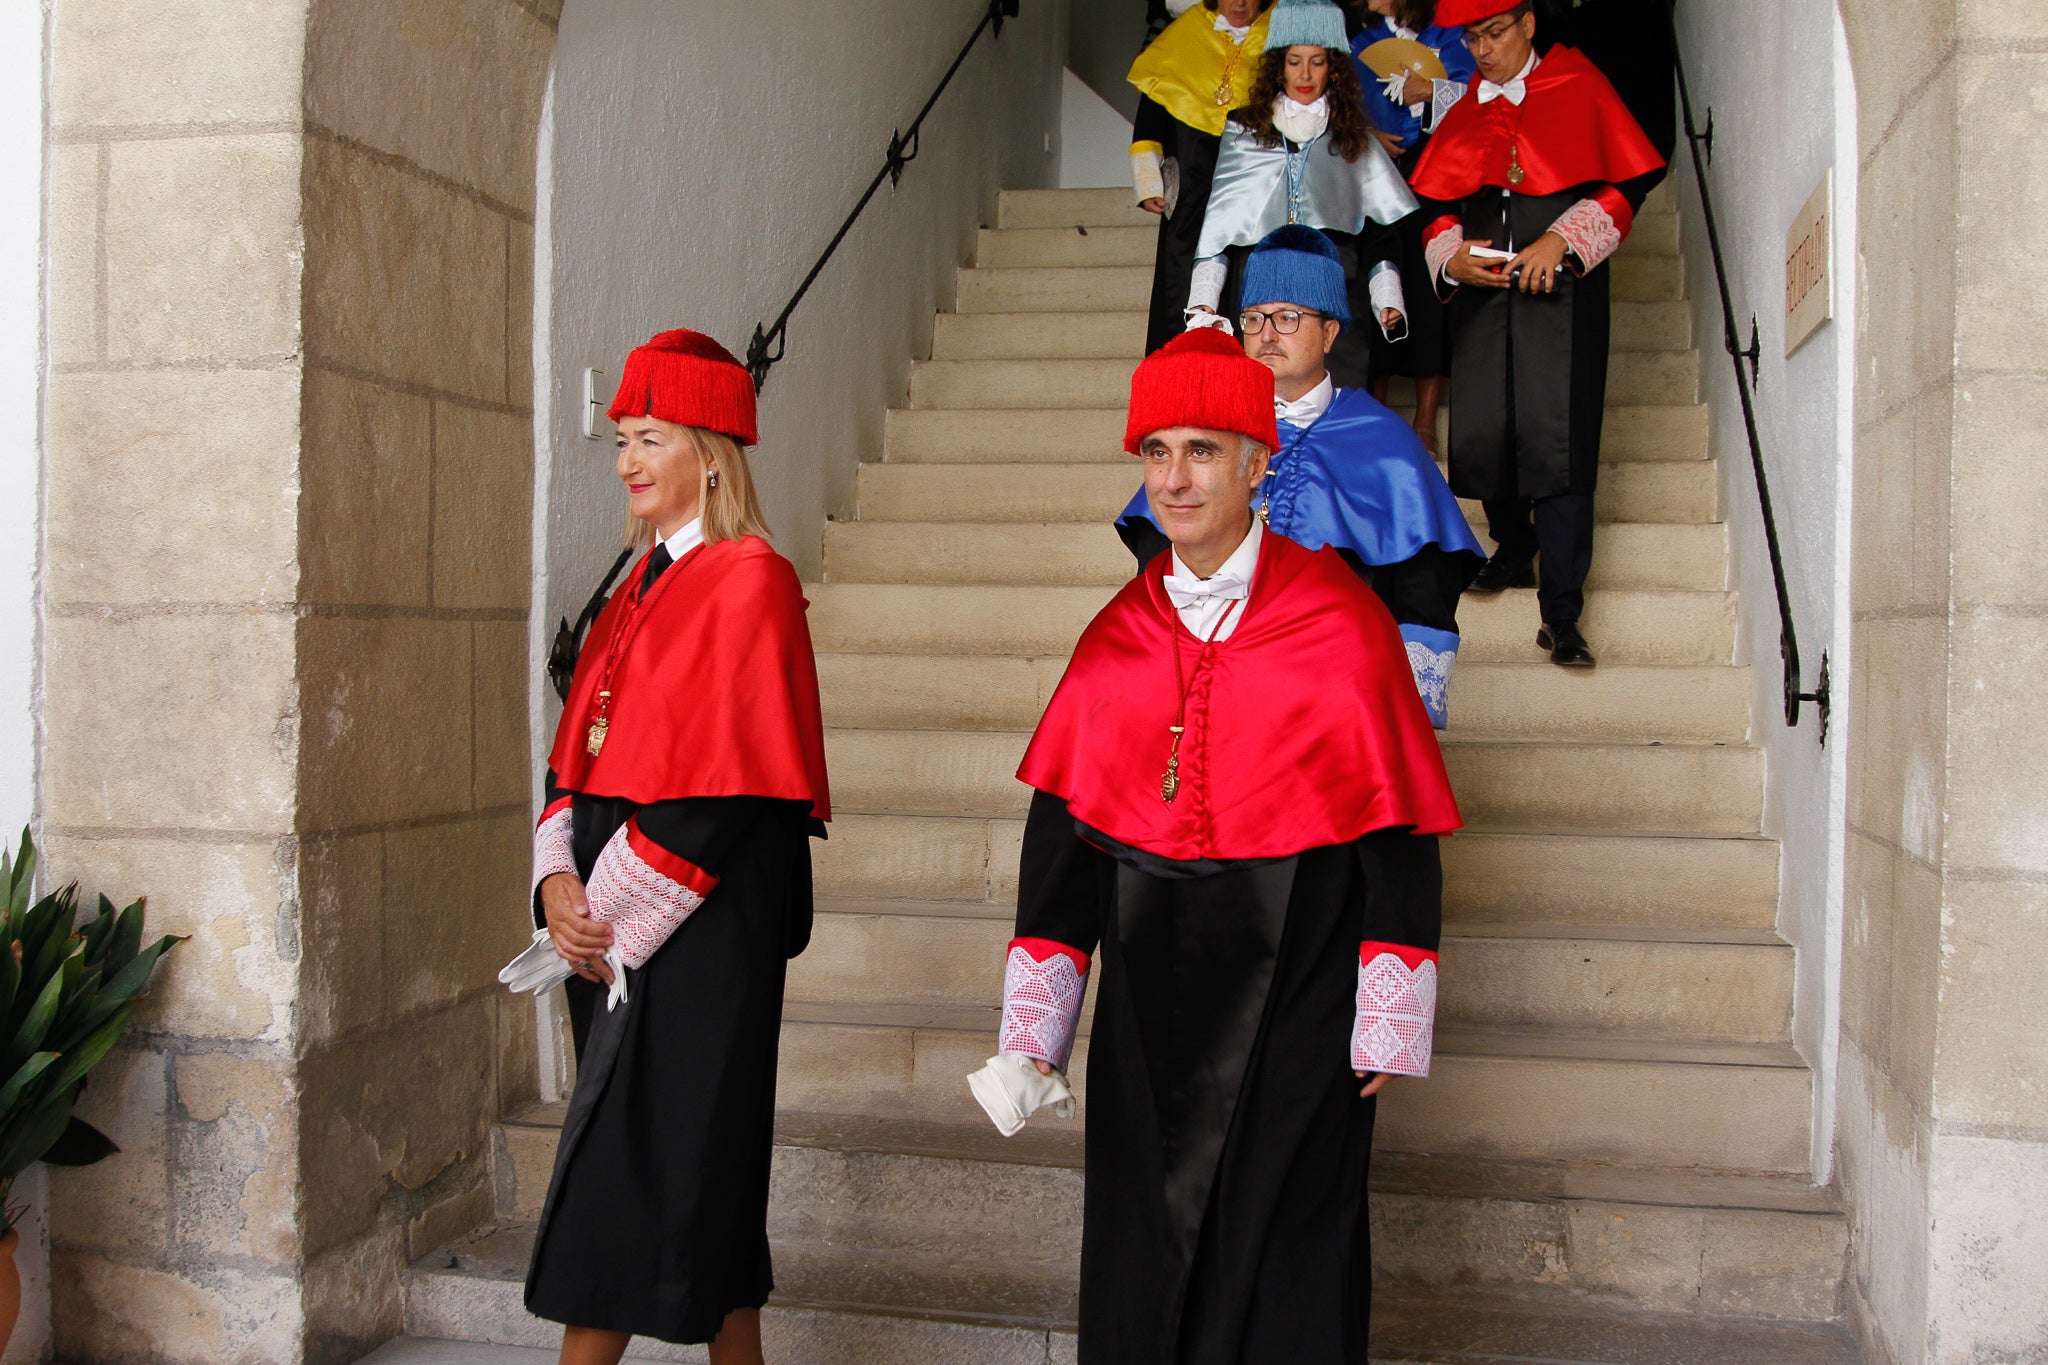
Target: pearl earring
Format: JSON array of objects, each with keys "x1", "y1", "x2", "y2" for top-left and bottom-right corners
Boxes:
[{"x1": 708, "y1": 471, "x2": 720, "y2": 489}]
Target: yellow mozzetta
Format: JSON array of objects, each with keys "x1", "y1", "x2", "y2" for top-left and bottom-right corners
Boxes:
[{"x1": 1127, "y1": 6, "x2": 1273, "y2": 138}]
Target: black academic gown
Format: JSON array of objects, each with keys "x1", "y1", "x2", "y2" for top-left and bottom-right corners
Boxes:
[
  {"x1": 1137, "y1": 92, "x2": 1226, "y2": 355},
  {"x1": 1016, "y1": 792, "x2": 1442, "y2": 1365},
  {"x1": 524, "y1": 791, "x2": 816, "y2": 1342},
  {"x1": 1436, "y1": 174, "x2": 1658, "y2": 502}
]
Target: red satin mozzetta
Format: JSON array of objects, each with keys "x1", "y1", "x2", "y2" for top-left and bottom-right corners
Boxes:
[
  {"x1": 1408, "y1": 46, "x2": 1664, "y2": 202},
  {"x1": 549, "y1": 536, "x2": 831, "y2": 821},
  {"x1": 1018, "y1": 531, "x2": 1460, "y2": 863}
]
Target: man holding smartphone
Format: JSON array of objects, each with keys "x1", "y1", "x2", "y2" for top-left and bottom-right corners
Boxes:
[{"x1": 1406, "y1": 0, "x2": 1663, "y2": 666}]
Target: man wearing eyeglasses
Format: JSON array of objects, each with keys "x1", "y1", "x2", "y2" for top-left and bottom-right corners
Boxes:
[
  {"x1": 1406, "y1": 0, "x2": 1664, "y2": 667},
  {"x1": 1117, "y1": 226, "x2": 1484, "y2": 727}
]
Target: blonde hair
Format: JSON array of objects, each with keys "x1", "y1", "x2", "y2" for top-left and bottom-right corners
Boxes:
[{"x1": 625, "y1": 427, "x2": 773, "y2": 548}]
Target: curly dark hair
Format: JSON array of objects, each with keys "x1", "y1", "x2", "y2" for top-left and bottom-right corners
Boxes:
[{"x1": 1241, "y1": 45, "x2": 1373, "y2": 161}]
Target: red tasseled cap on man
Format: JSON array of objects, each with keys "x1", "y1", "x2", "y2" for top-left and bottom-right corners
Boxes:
[
  {"x1": 607, "y1": 328, "x2": 760, "y2": 446},
  {"x1": 1434, "y1": 0, "x2": 1525, "y2": 26},
  {"x1": 1123, "y1": 328, "x2": 1280, "y2": 454}
]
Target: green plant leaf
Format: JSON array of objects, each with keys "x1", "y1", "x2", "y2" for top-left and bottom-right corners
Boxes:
[
  {"x1": 0, "y1": 943, "x2": 19, "y2": 1028},
  {"x1": 0, "y1": 1052, "x2": 57, "y2": 1117},
  {"x1": 38, "y1": 1115, "x2": 117, "y2": 1169},
  {"x1": 0, "y1": 971, "x2": 66, "y2": 1078},
  {"x1": 102, "y1": 900, "x2": 144, "y2": 977},
  {"x1": 0, "y1": 1082, "x2": 82, "y2": 1182},
  {"x1": 93, "y1": 934, "x2": 182, "y2": 1016},
  {"x1": 3, "y1": 829, "x2": 32, "y2": 917},
  {"x1": 40, "y1": 1004, "x2": 133, "y2": 1098},
  {"x1": 77, "y1": 897, "x2": 116, "y2": 962},
  {"x1": 46, "y1": 960, "x2": 101, "y2": 1054}
]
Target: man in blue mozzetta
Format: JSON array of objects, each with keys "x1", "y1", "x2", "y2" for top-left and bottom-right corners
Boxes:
[{"x1": 1116, "y1": 225, "x2": 1485, "y2": 727}]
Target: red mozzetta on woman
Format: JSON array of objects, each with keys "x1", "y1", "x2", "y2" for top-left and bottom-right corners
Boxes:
[{"x1": 523, "y1": 329, "x2": 830, "y2": 1365}]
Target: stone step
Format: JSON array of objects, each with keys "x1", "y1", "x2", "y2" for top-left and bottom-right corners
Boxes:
[
  {"x1": 881, "y1": 401, "x2": 1708, "y2": 463},
  {"x1": 766, "y1": 1007, "x2": 1810, "y2": 1172},
  {"x1": 821, "y1": 728, "x2": 1762, "y2": 835},
  {"x1": 792, "y1": 901, "x2": 1792, "y2": 1044},
  {"x1": 996, "y1": 186, "x2": 1158, "y2": 230},
  {"x1": 954, "y1": 254, "x2": 1683, "y2": 314},
  {"x1": 855, "y1": 456, "x2": 1717, "y2": 525},
  {"x1": 928, "y1": 298, "x2": 1691, "y2": 361},
  {"x1": 808, "y1": 815, "x2": 1780, "y2": 935},
  {"x1": 818, "y1": 652, "x2": 1750, "y2": 743},
  {"x1": 809, "y1": 583, "x2": 1739, "y2": 666},
  {"x1": 907, "y1": 351, "x2": 1697, "y2": 409},
  {"x1": 481, "y1": 1114, "x2": 1841, "y2": 1328},
  {"x1": 822, "y1": 519, "x2": 1728, "y2": 591},
  {"x1": 970, "y1": 214, "x2": 1680, "y2": 273}
]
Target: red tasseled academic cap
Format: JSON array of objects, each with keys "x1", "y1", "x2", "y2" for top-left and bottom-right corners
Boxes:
[
  {"x1": 1434, "y1": 0, "x2": 1525, "y2": 26},
  {"x1": 1124, "y1": 328, "x2": 1280, "y2": 455},
  {"x1": 607, "y1": 329, "x2": 760, "y2": 446}
]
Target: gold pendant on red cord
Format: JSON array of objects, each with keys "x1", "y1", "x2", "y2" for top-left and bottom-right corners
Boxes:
[
  {"x1": 1161, "y1": 726, "x2": 1185, "y2": 805},
  {"x1": 1507, "y1": 142, "x2": 1525, "y2": 186},
  {"x1": 586, "y1": 690, "x2": 612, "y2": 756}
]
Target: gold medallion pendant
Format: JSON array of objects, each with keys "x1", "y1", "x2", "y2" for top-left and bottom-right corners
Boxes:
[
  {"x1": 1160, "y1": 725, "x2": 1186, "y2": 804},
  {"x1": 1507, "y1": 143, "x2": 1525, "y2": 186},
  {"x1": 1215, "y1": 83, "x2": 1232, "y2": 106},
  {"x1": 585, "y1": 717, "x2": 608, "y2": 756}
]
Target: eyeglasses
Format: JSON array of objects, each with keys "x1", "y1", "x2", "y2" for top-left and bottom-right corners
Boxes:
[
  {"x1": 1237, "y1": 307, "x2": 1323, "y2": 335},
  {"x1": 1461, "y1": 17, "x2": 1523, "y2": 48}
]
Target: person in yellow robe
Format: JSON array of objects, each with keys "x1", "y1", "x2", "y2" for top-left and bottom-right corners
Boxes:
[{"x1": 1128, "y1": 0, "x2": 1273, "y2": 352}]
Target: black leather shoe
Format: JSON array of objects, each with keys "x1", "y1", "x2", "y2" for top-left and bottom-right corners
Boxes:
[
  {"x1": 1468, "y1": 553, "x2": 1536, "y2": 592},
  {"x1": 1537, "y1": 621, "x2": 1596, "y2": 668}
]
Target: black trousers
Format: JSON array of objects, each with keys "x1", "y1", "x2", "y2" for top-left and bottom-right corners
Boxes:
[{"x1": 1482, "y1": 493, "x2": 1594, "y2": 628}]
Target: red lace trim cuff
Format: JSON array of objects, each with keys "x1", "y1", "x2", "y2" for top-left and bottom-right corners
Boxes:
[
  {"x1": 998, "y1": 937, "x2": 1091, "y2": 1070},
  {"x1": 532, "y1": 799, "x2": 577, "y2": 896},
  {"x1": 1548, "y1": 190, "x2": 1631, "y2": 271},
  {"x1": 1352, "y1": 941, "x2": 1439, "y2": 1079},
  {"x1": 583, "y1": 818, "x2": 719, "y2": 970},
  {"x1": 1423, "y1": 218, "x2": 1465, "y2": 298}
]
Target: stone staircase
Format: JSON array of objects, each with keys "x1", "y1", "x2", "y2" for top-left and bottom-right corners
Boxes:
[{"x1": 402, "y1": 184, "x2": 1858, "y2": 1363}]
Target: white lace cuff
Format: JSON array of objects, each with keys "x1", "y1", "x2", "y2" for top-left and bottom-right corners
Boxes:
[
  {"x1": 1132, "y1": 144, "x2": 1166, "y2": 206},
  {"x1": 1427, "y1": 79, "x2": 1467, "y2": 132},
  {"x1": 1368, "y1": 260, "x2": 1407, "y2": 338},
  {"x1": 532, "y1": 800, "x2": 577, "y2": 896},
  {"x1": 1548, "y1": 197, "x2": 1624, "y2": 270},
  {"x1": 998, "y1": 938, "x2": 1090, "y2": 1071},
  {"x1": 584, "y1": 820, "x2": 716, "y2": 970},
  {"x1": 1425, "y1": 223, "x2": 1465, "y2": 288},
  {"x1": 1352, "y1": 943, "x2": 1438, "y2": 1078},
  {"x1": 1188, "y1": 255, "x2": 1229, "y2": 314}
]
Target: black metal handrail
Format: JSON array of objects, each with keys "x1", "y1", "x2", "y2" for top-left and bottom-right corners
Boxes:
[
  {"x1": 1671, "y1": 36, "x2": 1830, "y2": 741},
  {"x1": 744, "y1": 0, "x2": 1023, "y2": 393}
]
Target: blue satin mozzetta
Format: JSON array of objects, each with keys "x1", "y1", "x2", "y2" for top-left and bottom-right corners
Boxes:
[
  {"x1": 1116, "y1": 386, "x2": 1482, "y2": 569},
  {"x1": 1351, "y1": 22, "x2": 1478, "y2": 153}
]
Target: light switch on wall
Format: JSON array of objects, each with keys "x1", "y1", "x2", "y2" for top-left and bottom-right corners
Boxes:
[{"x1": 581, "y1": 368, "x2": 606, "y2": 440}]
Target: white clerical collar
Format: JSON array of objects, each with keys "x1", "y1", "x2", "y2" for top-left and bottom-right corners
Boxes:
[
  {"x1": 1478, "y1": 50, "x2": 1540, "y2": 105},
  {"x1": 660, "y1": 516, "x2": 704, "y2": 561},
  {"x1": 1167, "y1": 514, "x2": 1263, "y2": 602},
  {"x1": 1213, "y1": 12, "x2": 1252, "y2": 41},
  {"x1": 1275, "y1": 373, "x2": 1334, "y2": 428}
]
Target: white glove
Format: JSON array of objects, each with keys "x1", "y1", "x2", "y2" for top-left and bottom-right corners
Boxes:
[
  {"x1": 967, "y1": 1053, "x2": 1077, "y2": 1137},
  {"x1": 1183, "y1": 308, "x2": 1235, "y2": 336}
]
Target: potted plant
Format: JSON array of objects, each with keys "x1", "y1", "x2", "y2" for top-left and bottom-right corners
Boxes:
[{"x1": 0, "y1": 831, "x2": 181, "y2": 1351}]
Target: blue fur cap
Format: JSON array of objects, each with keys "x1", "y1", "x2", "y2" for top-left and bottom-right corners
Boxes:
[
  {"x1": 1263, "y1": 0, "x2": 1351, "y2": 52},
  {"x1": 1240, "y1": 224, "x2": 1351, "y2": 326}
]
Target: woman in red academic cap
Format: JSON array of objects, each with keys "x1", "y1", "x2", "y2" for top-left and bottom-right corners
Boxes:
[{"x1": 523, "y1": 329, "x2": 830, "y2": 1365}]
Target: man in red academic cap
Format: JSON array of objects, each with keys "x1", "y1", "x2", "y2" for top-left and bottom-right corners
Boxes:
[
  {"x1": 1410, "y1": 0, "x2": 1664, "y2": 667},
  {"x1": 975, "y1": 329, "x2": 1461, "y2": 1364}
]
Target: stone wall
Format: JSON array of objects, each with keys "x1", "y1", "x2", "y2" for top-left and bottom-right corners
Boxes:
[
  {"x1": 1835, "y1": 1, "x2": 2048, "y2": 1361},
  {"x1": 38, "y1": 1, "x2": 555, "y2": 1360}
]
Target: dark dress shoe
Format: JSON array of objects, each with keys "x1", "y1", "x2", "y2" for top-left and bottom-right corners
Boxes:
[
  {"x1": 1537, "y1": 622, "x2": 1596, "y2": 668},
  {"x1": 1467, "y1": 554, "x2": 1537, "y2": 593}
]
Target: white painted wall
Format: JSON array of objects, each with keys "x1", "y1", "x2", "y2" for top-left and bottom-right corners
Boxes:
[
  {"x1": 1060, "y1": 67, "x2": 1135, "y2": 188},
  {"x1": 1, "y1": 6, "x2": 49, "y2": 1359},
  {"x1": 1672, "y1": 0, "x2": 1855, "y2": 1180}
]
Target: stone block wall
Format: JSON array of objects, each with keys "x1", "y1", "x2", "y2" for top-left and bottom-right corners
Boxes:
[
  {"x1": 38, "y1": 1, "x2": 555, "y2": 1360},
  {"x1": 1836, "y1": 1, "x2": 2048, "y2": 1361}
]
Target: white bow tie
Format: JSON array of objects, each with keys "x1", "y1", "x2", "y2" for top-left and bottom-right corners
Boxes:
[
  {"x1": 1477, "y1": 76, "x2": 1527, "y2": 105},
  {"x1": 1162, "y1": 571, "x2": 1250, "y2": 610},
  {"x1": 1212, "y1": 13, "x2": 1251, "y2": 40}
]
